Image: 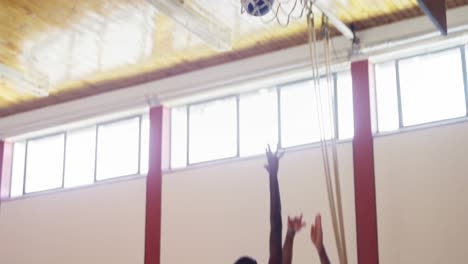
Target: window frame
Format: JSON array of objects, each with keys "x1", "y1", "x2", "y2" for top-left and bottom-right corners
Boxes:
[
  {"x1": 186, "y1": 95, "x2": 240, "y2": 165},
  {"x1": 10, "y1": 141, "x2": 27, "y2": 198},
  {"x1": 277, "y1": 73, "x2": 339, "y2": 149},
  {"x1": 63, "y1": 125, "x2": 98, "y2": 188},
  {"x1": 9, "y1": 114, "x2": 148, "y2": 198},
  {"x1": 375, "y1": 46, "x2": 468, "y2": 133},
  {"x1": 238, "y1": 88, "x2": 279, "y2": 157},
  {"x1": 95, "y1": 115, "x2": 142, "y2": 181},
  {"x1": 24, "y1": 132, "x2": 66, "y2": 195},
  {"x1": 169, "y1": 71, "x2": 349, "y2": 170}
]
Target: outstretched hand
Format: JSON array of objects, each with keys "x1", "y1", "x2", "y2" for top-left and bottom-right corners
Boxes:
[
  {"x1": 287, "y1": 214, "x2": 306, "y2": 234},
  {"x1": 264, "y1": 144, "x2": 284, "y2": 175},
  {"x1": 310, "y1": 214, "x2": 324, "y2": 252}
]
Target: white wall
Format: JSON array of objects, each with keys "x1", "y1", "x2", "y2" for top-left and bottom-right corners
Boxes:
[
  {"x1": 0, "y1": 143, "x2": 357, "y2": 264},
  {"x1": 1, "y1": 121, "x2": 468, "y2": 264},
  {"x1": 375, "y1": 121, "x2": 468, "y2": 264},
  {"x1": 0, "y1": 178, "x2": 146, "y2": 264},
  {"x1": 161, "y1": 143, "x2": 357, "y2": 264}
]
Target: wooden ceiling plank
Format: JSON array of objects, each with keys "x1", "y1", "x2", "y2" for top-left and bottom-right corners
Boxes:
[{"x1": 1, "y1": 0, "x2": 468, "y2": 116}]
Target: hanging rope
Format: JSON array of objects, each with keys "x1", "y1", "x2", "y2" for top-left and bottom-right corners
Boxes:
[
  {"x1": 322, "y1": 15, "x2": 348, "y2": 264},
  {"x1": 307, "y1": 8, "x2": 348, "y2": 264}
]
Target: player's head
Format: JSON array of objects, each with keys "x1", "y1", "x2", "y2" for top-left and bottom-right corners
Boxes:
[{"x1": 234, "y1": 256, "x2": 257, "y2": 264}]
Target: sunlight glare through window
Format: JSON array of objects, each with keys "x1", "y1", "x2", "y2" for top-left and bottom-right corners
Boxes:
[
  {"x1": 10, "y1": 142, "x2": 26, "y2": 197},
  {"x1": 375, "y1": 61, "x2": 400, "y2": 132},
  {"x1": 171, "y1": 107, "x2": 188, "y2": 169},
  {"x1": 96, "y1": 117, "x2": 140, "y2": 180},
  {"x1": 239, "y1": 88, "x2": 278, "y2": 156},
  {"x1": 25, "y1": 134, "x2": 65, "y2": 193},
  {"x1": 337, "y1": 72, "x2": 354, "y2": 139},
  {"x1": 399, "y1": 49, "x2": 466, "y2": 126},
  {"x1": 189, "y1": 98, "x2": 237, "y2": 163},
  {"x1": 64, "y1": 127, "x2": 96, "y2": 188},
  {"x1": 280, "y1": 78, "x2": 334, "y2": 148},
  {"x1": 140, "y1": 115, "x2": 150, "y2": 174}
]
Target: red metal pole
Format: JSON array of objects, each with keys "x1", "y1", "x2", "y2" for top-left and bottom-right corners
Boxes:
[
  {"x1": 351, "y1": 60, "x2": 379, "y2": 264},
  {"x1": 144, "y1": 106, "x2": 165, "y2": 264}
]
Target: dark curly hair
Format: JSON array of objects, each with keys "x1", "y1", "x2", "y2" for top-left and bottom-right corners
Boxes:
[{"x1": 234, "y1": 256, "x2": 257, "y2": 264}]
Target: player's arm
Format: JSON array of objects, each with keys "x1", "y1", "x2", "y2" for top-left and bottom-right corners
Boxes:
[
  {"x1": 265, "y1": 145, "x2": 283, "y2": 264},
  {"x1": 283, "y1": 215, "x2": 306, "y2": 264},
  {"x1": 311, "y1": 214, "x2": 331, "y2": 264}
]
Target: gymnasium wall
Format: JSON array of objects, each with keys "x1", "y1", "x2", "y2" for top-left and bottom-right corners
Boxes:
[
  {"x1": 161, "y1": 143, "x2": 357, "y2": 264},
  {"x1": 0, "y1": 121, "x2": 467, "y2": 263},
  {"x1": 0, "y1": 143, "x2": 357, "y2": 264},
  {"x1": 374, "y1": 121, "x2": 468, "y2": 264},
  {"x1": 0, "y1": 178, "x2": 147, "y2": 264}
]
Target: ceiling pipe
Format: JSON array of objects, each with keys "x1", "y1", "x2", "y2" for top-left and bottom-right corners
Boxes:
[{"x1": 315, "y1": 0, "x2": 355, "y2": 41}]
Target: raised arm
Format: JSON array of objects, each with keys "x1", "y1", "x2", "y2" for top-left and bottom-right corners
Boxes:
[
  {"x1": 283, "y1": 215, "x2": 306, "y2": 264},
  {"x1": 265, "y1": 145, "x2": 283, "y2": 264},
  {"x1": 311, "y1": 214, "x2": 331, "y2": 264}
]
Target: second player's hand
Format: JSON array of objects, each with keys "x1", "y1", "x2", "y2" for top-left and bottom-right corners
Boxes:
[
  {"x1": 310, "y1": 214, "x2": 324, "y2": 252},
  {"x1": 287, "y1": 214, "x2": 306, "y2": 234}
]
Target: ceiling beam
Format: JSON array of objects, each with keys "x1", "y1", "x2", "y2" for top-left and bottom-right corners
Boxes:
[
  {"x1": 0, "y1": 63, "x2": 48, "y2": 97},
  {"x1": 418, "y1": 0, "x2": 447, "y2": 35},
  {"x1": 146, "y1": 0, "x2": 232, "y2": 51},
  {"x1": 315, "y1": 0, "x2": 355, "y2": 41}
]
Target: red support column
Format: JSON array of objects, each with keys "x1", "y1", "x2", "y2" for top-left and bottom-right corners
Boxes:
[
  {"x1": 351, "y1": 60, "x2": 379, "y2": 264},
  {"x1": 145, "y1": 106, "x2": 165, "y2": 264},
  {"x1": 0, "y1": 141, "x2": 13, "y2": 204}
]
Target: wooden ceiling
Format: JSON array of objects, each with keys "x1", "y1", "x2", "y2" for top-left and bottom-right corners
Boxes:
[{"x1": 1, "y1": 0, "x2": 467, "y2": 117}]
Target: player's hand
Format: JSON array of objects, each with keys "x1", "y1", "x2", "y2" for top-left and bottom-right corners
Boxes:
[
  {"x1": 310, "y1": 214, "x2": 324, "y2": 252},
  {"x1": 287, "y1": 214, "x2": 306, "y2": 234},
  {"x1": 264, "y1": 144, "x2": 284, "y2": 174}
]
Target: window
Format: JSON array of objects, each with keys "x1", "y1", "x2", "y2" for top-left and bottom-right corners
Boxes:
[
  {"x1": 10, "y1": 142, "x2": 26, "y2": 197},
  {"x1": 189, "y1": 97, "x2": 237, "y2": 164},
  {"x1": 336, "y1": 72, "x2": 354, "y2": 139},
  {"x1": 8, "y1": 114, "x2": 148, "y2": 197},
  {"x1": 398, "y1": 49, "x2": 466, "y2": 126},
  {"x1": 140, "y1": 115, "x2": 150, "y2": 174},
  {"x1": 96, "y1": 117, "x2": 140, "y2": 180},
  {"x1": 375, "y1": 61, "x2": 400, "y2": 132},
  {"x1": 64, "y1": 127, "x2": 96, "y2": 188},
  {"x1": 239, "y1": 88, "x2": 278, "y2": 156},
  {"x1": 25, "y1": 134, "x2": 65, "y2": 193},
  {"x1": 280, "y1": 78, "x2": 334, "y2": 148},
  {"x1": 171, "y1": 107, "x2": 188, "y2": 169}
]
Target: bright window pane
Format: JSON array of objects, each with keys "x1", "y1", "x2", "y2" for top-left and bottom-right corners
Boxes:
[
  {"x1": 64, "y1": 127, "x2": 96, "y2": 188},
  {"x1": 189, "y1": 97, "x2": 237, "y2": 163},
  {"x1": 375, "y1": 61, "x2": 400, "y2": 132},
  {"x1": 280, "y1": 78, "x2": 333, "y2": 148},
  {"x1": 25, "y1": 134, "x2": 65, "y2": 193},
  {"x1": 140, "y1": 115, "x2": 150, "y2": 174},
  {"x1": 239, "y1": 88, "x2": 278, "y2": 156},
  {"x1": 465, "y1": 46, "x2": 468, "y2": 76},
  {"x1": 96, "y1": 117, "x2": 140, "y2": 180},
  {"x1": 337, "y1": 72, "x2": 354, "y2": 139},
  {"x1": 171, "y1": 107, "x2": 188, "y2": 169},
  {"x1": 10, "y1": 142, "x2": 26, "y2": 197},
  {"x1": 399, "y1": 49, "x2": 466, "y2": 126}
]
